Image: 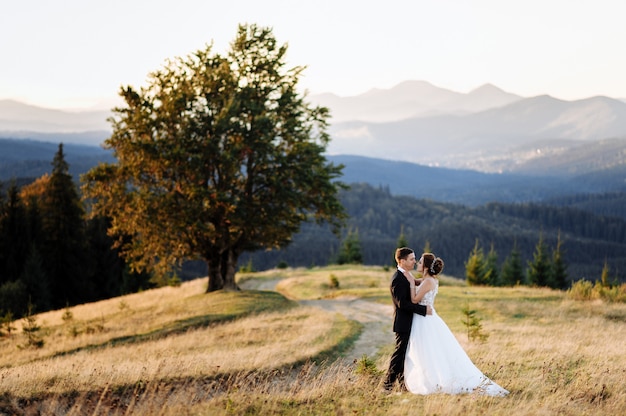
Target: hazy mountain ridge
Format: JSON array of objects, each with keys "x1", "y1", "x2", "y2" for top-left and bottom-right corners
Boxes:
[
  {"x1": 309, "y1": 81, "x2": 522, "y2": 122},
  {"x1": 3, "y1": 80, "x2": 626, "y2": 174},
  {"x1": 0, "y1": 130, "x2": 111, "y2": 146},
  {"x1": 323, "y1": 93, "x2": 626, "y2": 171},
  {"x1": 0, "y1": 99, "x2": 111, "y2": 135}
]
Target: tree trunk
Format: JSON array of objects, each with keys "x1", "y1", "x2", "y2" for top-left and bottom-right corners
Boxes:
[
  {"x1": 205, "y1": 252, "x2": 224, "y2": 292},
  {"x1": 205, "y1": 248, "x2": 240, "y2": 292},
  {"x1": 222, "y1": 249, "x2": 240, "y2": 291}
]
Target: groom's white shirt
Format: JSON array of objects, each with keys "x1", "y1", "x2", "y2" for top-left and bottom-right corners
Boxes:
[{"x1": 397, "y1": 266, "x2": 406, "y2": 273}]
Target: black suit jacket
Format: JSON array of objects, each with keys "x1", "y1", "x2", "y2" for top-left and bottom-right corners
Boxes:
[{"x1": 390, "y1": 269, "x2": 427, "y2": 332}]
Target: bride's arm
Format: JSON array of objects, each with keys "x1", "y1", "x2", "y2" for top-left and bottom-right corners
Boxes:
[{"x1": 404, "y1": 272, "x2": 434, "y2": 304}]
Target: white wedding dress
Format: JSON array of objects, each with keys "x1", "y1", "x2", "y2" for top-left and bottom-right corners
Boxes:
[{"x1": 404, "y1": 280, "x2": 509, "y2": 396}]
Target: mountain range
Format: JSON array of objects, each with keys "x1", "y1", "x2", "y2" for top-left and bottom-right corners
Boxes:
[
  {"x1": 306, "y1": 82, "x2": 626, "y2": 172},
  {"x1": 0, "y1": 99, "x2": 110, "y2": 141},
  {"x1": 310, "y1": 81, "x2": 524, "y2": 122},
  {"x1": 2, "y1": 80, "x2": 626, "y2": 175}
]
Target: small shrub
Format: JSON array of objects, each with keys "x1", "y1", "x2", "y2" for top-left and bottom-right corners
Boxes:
[
  {"x1": 276, "y1": 260, "x2": 288, "y2": 269},
  {"x1": 85, "y1": 316, "x2": 106, "y2": 334},
  {"x1": 1, "y1": 310, "x2": 16, "y2": 337},
  {"x1": 329, "y1": 274, "x2": 340, "y2": 289},
  {"x1": 239, "y1": 258, "x2": 256, "y2": 273},
  {"x1": 567, "y1": 280, "x2": 626, "y2": 303},
  {"x1": 597, "y1": 283, "x2": 626, "y2": 303},
  {"x1": 66, "y1": 324, "x2": 80, "y2": 337},
  {"x1": 354, "y1": 355, "x2": 382, "y2": 377},
  {"x1": 62, "y1": 306, "x2": 80, "y2": 337},
  {"x1": 62, "y1": 305, "x2": 74, "y2": 323},
  {"x1": 567, "y1": 280, "x2": 597, "y2": 301},
  {"x1": 19, "y1": 302, "x2": 44, "y2": 349},
  {"x1": 84, "y1": 324, "x2": 101, "y2": 334},
  {"x1": 167, "y1": 275, "x2": 182, "y2": 287}
]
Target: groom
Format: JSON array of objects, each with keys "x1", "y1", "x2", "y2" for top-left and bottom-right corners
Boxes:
[{"x1": 383, "y1": 247, "x2": 431, "y2": 391}]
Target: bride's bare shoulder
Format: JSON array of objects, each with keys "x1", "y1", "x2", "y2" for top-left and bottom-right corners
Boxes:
[{"x1": 420, "y1": 277, "x2": 437, "y2": 289}]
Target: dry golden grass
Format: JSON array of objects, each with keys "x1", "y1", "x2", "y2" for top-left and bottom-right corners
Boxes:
[
  {"x1": 0, "y1": 276, "x2": 358, "y2": 396},
  {"x1": 1, "y1": 278, "x2": 295, "y2": 369},
  {"x1": 1, "y1": 306, "x2": 356, "y2": 396},
  {"x1": 1, "y1": 265, "x2": 625, "y2": 415}
]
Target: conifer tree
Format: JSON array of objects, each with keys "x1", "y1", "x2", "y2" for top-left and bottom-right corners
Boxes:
[
  {"x1": 0, "y1": 183, "x2": 30, "y2": 284},
  {"x1": 337, "y1": 228, "x2": 363, "y2": 264},
  {"x1": 20, "y1": 247, "x2": 50, "y2": 311},
  {"x1": 527, "y1": 232, "x2": 551, "y2": 287},
  {"x1": 20, "y1": 176, "x2": 47, "y2": 262},
  {"x1": 484, "y1": 243, "x2": 500, "y2": 286},
  {"x1": 422, "y1": 240, "x2": 432, "y2": 255},
  {"x1": 0, "y1": 279, "x2": 27, "y2": 317},
  {"x1": 600, "y1": 258, "x2": 610, "y2": 287},
  {"x1": 500, "y1": 244, "x2": 524, "y2": 286},
  {"x1": 393, "y1": 226, "x2": 410, "y2": 266},
  {"x1": 549, "y1": 232, "x2": 568, "y2": 290},
  {"x1": 465, "y1": 239, "x2": 487, "y2": 285},
  {"x1": 396, "y1": 225, "x2": 409, "y2": 248},
  {"x1": 41, "y1": 144, "x2": 93, "y2": 308},
  {"x1": 85, "y1": 215, "x2": 125, "y2": 299}
]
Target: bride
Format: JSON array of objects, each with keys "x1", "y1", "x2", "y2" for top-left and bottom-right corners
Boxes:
[{"x1": 403, "y1": 253, "x2": 509, "y2": 396}]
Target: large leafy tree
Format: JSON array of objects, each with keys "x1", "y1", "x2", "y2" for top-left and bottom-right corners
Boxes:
[{"x1": 82, "y1": 24, "x2": 346, "y2": 292}]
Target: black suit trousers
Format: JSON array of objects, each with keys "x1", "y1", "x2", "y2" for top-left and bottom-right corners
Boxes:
[{"x1": 385, "y1": 331, "x2": 410, "y2": 388}]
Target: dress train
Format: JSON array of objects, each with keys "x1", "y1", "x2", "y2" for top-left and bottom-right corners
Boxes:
[{"x1": 404, "y1": 281, "x2": 508, "y2": 396}]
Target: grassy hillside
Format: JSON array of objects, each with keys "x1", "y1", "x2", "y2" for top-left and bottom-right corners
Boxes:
[{"x1": 1, "y1": 266, "x2": 626, "y2": 415}]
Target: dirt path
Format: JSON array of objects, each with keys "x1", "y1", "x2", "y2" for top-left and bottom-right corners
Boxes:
[
  {"x1": 240, "y1": 279, "x2": 393, "y2": 363},
  {"x1": 300, "y1": 298, "x2": 392, "y2": 363}
]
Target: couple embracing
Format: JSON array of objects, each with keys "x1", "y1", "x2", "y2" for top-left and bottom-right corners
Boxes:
[{"x1": 383, "y1": 247, "x2": 508, "y2": 396}]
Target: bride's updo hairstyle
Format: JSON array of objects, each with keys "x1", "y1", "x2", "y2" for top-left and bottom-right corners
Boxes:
[{"x1": 423, "y1": 253, "x2": 444, "y2": 276}]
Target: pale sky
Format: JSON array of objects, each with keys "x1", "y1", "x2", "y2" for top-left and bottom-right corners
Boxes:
[{"x1": 1, "y1": 0, "x2": 625, "y2": 109}]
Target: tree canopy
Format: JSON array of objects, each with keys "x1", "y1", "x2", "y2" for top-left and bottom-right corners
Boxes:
[{"x1": 82, "y1": 24, "x2": 346, "y2": 291}]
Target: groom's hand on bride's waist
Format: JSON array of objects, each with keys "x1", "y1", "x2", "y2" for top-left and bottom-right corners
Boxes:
[{"x1": 426, "y1": 305, "x2": 433, "y2": 315}]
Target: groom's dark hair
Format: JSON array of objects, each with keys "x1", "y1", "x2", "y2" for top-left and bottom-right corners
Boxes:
[{"x1": 395, "y1": 247, "x2": 414, "y2": 263}]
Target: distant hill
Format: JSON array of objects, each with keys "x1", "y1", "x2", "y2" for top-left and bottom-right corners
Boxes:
[
  {"x1": 502, "y1": 137, "x2": 626, "y2": 176},
  {"x1": 2, "y1": 138, "x2": 625, "y2": 211},
  {"x1": 239, "y1": 183, "x2": 626, "y2": 282},
  {"x1": 0, "y1": 138, "x2": 114, "y2": 181},
  {"x1": 328, "y1": 154, "x2": 626, "y2": 206},
  {"x1": 4, "y1": 81, "x2": 626, "y2": 174}
]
